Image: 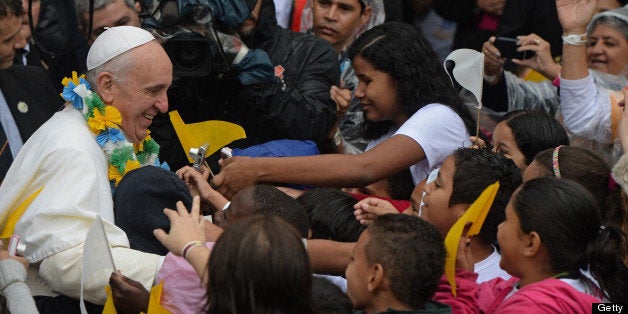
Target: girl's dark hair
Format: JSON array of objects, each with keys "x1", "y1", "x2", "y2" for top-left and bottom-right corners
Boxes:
[
  {"x1": 348, "y1": 22, "x2": 476, "y2": 139},
  {"x1": 450, "y1": 148, "x2": 522, "y2": 246},
  {"x1": 532, "y1": 146, "x2": 626, "y2": 227},
  {"x1": 513, "y1": 178, "x2": 628, "y2": 303},
  {"x1": 207, "y1": 216, "x2": 315, "y2": 313},
  {"x1": 497, "y1": 110, "x2": 569, "y2": 165}
]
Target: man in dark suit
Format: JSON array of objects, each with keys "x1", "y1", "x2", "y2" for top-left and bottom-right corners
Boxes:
[{"x1": 0, "y1": 0, "x2": 61, "y2": 182}]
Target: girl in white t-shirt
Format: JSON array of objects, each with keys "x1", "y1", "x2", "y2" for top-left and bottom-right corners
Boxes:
[{"x1": 203, "y1": 22, "x2": 477, "y2": 198}]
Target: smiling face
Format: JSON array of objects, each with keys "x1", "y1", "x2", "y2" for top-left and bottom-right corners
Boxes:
[
  {"x1": 420, "y1": 156, "x2": 468, "y2": 237},
  {"x1": 108, "y1": 42, "x2": 172, "y2": 143},
  {"x1": 312, "y1": 0, "x2": 370, "y2": 52},
  {"x1": 82, "y1": 0, "x2": 141, "y2": 44},
  {"x1": 492, "y1": 121, "x2": 527, "y2": 171},
  {"x1": 353, "y1": 56, "x2": 406, "y2": 126},
  {"x1": 587, "y1": 24, "x2": 628, "y2": 75},
  {"x1": 0, "y1": 14, "x2": 26, "y2": 69}
]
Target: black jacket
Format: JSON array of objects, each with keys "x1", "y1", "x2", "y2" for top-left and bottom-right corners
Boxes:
[
  {"x1": 153, "y1": 0, "x2": 339, "y2": 169},
  {"x1": 0, "y1": 65, "x2": 62, "y2": 181}
]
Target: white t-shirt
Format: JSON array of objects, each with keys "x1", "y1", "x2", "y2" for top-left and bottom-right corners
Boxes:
[
  {"x1": 474, "y1": 246, "x2": 511, "y2": 283},
  {"x1": 366, "y1": 103, "x2": 470, "y2": 184}
]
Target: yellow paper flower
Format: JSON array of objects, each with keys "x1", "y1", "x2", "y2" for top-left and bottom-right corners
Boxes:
[
  {"x1": 109, "y1": 160, "x2": 141, "y2": 186},
  {"x1": 61, "y1": 71, "x2": 84, "y2": 87},
  {"x1": 124, "y1": 159, "x2": 141, "y2": 174},
  {"x1": 88, "y1": 106, "x2": 122, "y2": 133}
]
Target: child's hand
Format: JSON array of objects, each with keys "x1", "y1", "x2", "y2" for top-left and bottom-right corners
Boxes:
[
  {"x1": 154, "y1": 196, "x2": 206, "y2": 256},
  {"x1": 354, "y1": 197, "x2": 398, "y2": 225},
  {"x1": 109, "y1": 271, "x2": 149, "y2": 313},
  {"x1": 0, "y1": 250, "x2": 28, "y2": 269},
  {"x1": 330, "y1": 85, "x2": 352, "y2": 117},
  {"x1": 469, "y1": 136, "x2": 486, "y2": 149},
  {"x1": 176, "y1": 166, "x2": 215, "y2": 204}
]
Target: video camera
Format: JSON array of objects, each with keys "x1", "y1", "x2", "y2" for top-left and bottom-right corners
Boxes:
[{"x1": 140, "y1": 0, "x2": 241, "y2": 77}]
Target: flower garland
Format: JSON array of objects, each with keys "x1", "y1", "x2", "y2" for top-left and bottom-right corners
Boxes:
[{"x1": 61, "y1": 72, "x2": 168, "y2": 190}]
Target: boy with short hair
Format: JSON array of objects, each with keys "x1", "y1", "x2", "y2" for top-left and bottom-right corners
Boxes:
[{"x1": 345, "y1": 214, "x2": 451, "y2": 313}]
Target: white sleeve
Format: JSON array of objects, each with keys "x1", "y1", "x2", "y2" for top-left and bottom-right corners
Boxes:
[
  {"x1": 395, "y1": 104, "x2": 470, "y2": 170},
  {"x1": 560, "y1": 72, "x2": 612, "y2": 143}
]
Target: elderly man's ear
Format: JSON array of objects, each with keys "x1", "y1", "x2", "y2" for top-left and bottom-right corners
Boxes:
[{"x1": 97, "y1": 72, "x2": 116, "y2": 103}]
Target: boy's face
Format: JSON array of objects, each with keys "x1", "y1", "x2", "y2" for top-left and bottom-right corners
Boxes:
[
  {"x1": 420, "y1": 156, "x2": 467, "y2": 237},
  {"x1": 345, "y1": 230, "x2": 372, "y2": 311}
]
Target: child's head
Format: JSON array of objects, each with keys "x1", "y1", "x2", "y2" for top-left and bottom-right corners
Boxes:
[
  {"x1": 347, "y1": 21, "x2": 475, "y2": 139},
  {"x1": 345, "y1": 214, "x2": 445, "y2": 312},
  {"x1": 311, "y1": 277, "x2": 353, "y2": 314},
  {"x1": 525, "y1": 146, "x2": 626, "y2": 226},
  {"x1": 500, "y1": 177, "x2": 628, "y2": 302},
  {"x1": 214, "y1": 185, "x2": 310, "y2": 238},
  {"x1": 208, "y1": 216, "x2": 314, "y2": 313},
  {"x1": 493, "y1": 110, "x2": 569, "y2": 171},
  {"x1": 420, "y1": 148, "x2": 522, "y2": 246},
  {"x1": 297, "y1": 188, "x2": 366, "y2": 242}
]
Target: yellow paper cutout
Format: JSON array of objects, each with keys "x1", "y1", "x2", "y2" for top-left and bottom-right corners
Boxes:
[
  {"x1": 0, "y1": 187, "x2": 44, "y2": 238},
  {"x1": 169, "y1": 111, "x2": 246, "y2": 163},
  {"x1": 444, "y1": 181, "x2": 500, "y2": 297},
  {"x1": 145, "y1": 281, "x2": 170, "y2": 314},
  {"x1": 101, "y1": 281, "x2": 170, "y2": 314},
  {"x1": 103, "y1": 285, "x2": 116, "y2": 314}
]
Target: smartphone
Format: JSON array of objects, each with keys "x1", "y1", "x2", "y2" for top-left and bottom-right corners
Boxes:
[
  {"x1": 7, "y1": 235, "x2": 20, "y2": 256},
  {"x1": 493, "y1": 37, "x2": 535, "y2": 60}
]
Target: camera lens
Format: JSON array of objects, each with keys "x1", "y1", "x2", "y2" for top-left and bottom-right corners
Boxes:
[{"x1": 173, "y1": 42, "x2": 205, "y2": 71}]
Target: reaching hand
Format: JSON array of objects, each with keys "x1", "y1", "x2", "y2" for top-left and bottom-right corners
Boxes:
[
  {"x1": 109, "y1": 271, "x2": 149, "y2": 313},
  {"x1": 353, "y1": 197, "x2": 398, "y2": 225},
  {"x1": 511, "y1": 34, "x2": 561, "y2": 80},
  {"x1": 210, "y1": 156, "x2": 257, "y2": 199},
  {"x1": 555, "y1": 0, "x2": 598, "y2": 33},
  {"x1": 0, "y1": 249, "x2": 28, "y2": 269},
  {"x1": 153, "y1": 196, "x2": 206, "y2": 256},
  {"x1": 176, "y1": 166, "x2": 215, "y2": 204},
  {"x1": 483, "y1": 37, "x2": 506, "y2": 85},
  {"x1": 469, "y1": 136, "x2": 487, "y2": 149}
]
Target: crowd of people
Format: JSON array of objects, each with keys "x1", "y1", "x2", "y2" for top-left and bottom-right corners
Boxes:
[{"x1": 0, "y1": 0, "x2": 627, "y2": 313}]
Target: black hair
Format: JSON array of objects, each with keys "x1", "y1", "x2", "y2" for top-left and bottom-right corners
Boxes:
[
  {"x1": 450, "y1": 148, "x2": 522, "y2": 245},
  {"x1": 249, "y1": 185, "x2": 311, "y2": 238},
  {"x1": 365, "y1": 214, "x2": 446, "y2": 309},
  {"x1": 207, "y1": 216, "x2": 315, "y2": 313},
  {"x1": 348, "y1": 21, "x2": 476, "y2": 140},
  {"x1": 497, "y1": 110, "x2": 569, "y2": 165},
  {"x1": 0, "y1": 0, "x2": 21, "y2": 17},
  {"x1": 513, "y1": 178, "x2": 628, "y2": 303},
  {"x1": 386, "y1": 168, "x2": 414, "y2": 200},
  {"x1": 297, "y1": 188, "x2": 366, "y2": 242},
  {"x1": 311, "y1": 276, "x2": 353, "y2": 314},
  {"x1": 532, "y1": 146, "x2": 626, "y2": 228}
]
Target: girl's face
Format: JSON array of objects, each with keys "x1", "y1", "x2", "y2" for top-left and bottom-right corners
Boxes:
[
  {"x1": 353, "y1": 56, "x2": 407, "y2": 126},
  {"x1": 497, "y1": 195, "x2": 527, "y2": 278},
  {"x1": 492, "y1": 121, "x2": 527, "y2": 171}
]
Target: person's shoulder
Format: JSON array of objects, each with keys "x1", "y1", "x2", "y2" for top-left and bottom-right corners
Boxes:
[
  {"x1": 501, "y1": 278, "x2": 601, "y2": 312},
  {"x1": 282, "y1": 29, "x2": 336, "y2": 53},
  {"x1": 2, "y1": 65, "x2": 50, "y2": 80}
]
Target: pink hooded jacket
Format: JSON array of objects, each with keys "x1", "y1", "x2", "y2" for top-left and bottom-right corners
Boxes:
[{"x1": 435, "y1": 270, "x2": 602, "y2": 314}]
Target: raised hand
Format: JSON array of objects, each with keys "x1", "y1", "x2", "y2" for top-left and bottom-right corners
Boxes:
[
  {"x1": 555, "y1": 0, "x2": 598, "y2": 33},
  {"x1": 511, "y1": 34, "x2": 561, "y2": 80},
  {"x1": 354, "y1": 197, "x2": 398, "y2": 225}
]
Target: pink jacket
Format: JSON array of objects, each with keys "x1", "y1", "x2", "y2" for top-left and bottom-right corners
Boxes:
[{"x1": 435, "y1": 270, "x2": 601, "y2": 314}]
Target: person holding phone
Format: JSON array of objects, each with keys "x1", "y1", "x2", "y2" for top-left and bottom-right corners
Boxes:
[{"x1": 0, "y1": 242, "x2": 38, "y2": 314}]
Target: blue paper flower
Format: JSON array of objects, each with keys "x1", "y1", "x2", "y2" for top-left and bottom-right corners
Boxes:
[
  {"x1": 155, "y1": 158, "x2": 170, "y2": 171},
  {"x1": 79, "y1": 78, "x2": 91, "y2": 90},
  {"x1": 96, "y1": 128, "x2": 125, "y2": 147},
  {"x1": 61, "y1": 82, "x2": 84, "y2": 110}
]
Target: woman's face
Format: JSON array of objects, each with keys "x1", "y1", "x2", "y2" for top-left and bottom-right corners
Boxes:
[
  {"x1": 587, "y1": 24, "x2": 628, "y2": 75},
  {"x1": 353, "y1": 56, "x2": 407, "y2": 126},
  {"x1": 492, "y1": 122, "x2": 527, "y2": 171}
]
